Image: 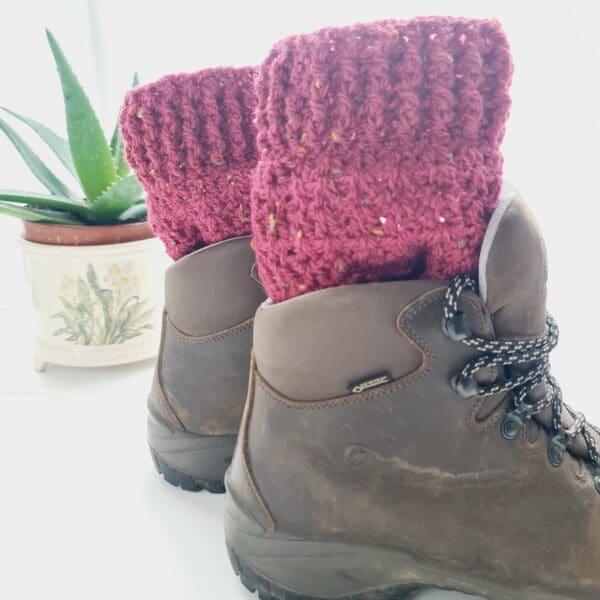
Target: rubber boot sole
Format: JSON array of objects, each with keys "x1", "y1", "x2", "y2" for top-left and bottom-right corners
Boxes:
[
  {"x1": 150, "y1": 449, "x2": 226, "y2": 493},
  {"x1": 224, "y1": 480, "x2": 593, "y2": 600},
  {"x1": 148, "y1": 410, "x2": 236, "y2": 493},
  {"x1": 227, "y1": 545, "x2": 424, "y2": 599}
]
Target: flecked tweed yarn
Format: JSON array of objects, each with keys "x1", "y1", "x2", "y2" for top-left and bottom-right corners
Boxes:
[
  {"x1": 120, "y1": 67, "x2": 258, "y2": 259},
  {"x1": 252, "y1": 17, "x2": 513, "y2": 302}
]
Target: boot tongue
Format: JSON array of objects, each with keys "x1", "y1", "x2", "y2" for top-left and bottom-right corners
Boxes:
[
  {"x1": 478, "y1": 185, "x2": 597, "y2": 461},
  {"x1": 479, "y1": 184, "x2": 548, "y2": 339}
]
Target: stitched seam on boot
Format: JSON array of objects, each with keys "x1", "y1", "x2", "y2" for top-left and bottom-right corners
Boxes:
[
  {"x1": 250, "y1": 261, "x2": 262, "y2": 286},
  {"x1": 156, "y1": 311, "x2": 186, "y2": 430},
  {"x1": 241, "y1": 358, "x2": 276, "y2": 531},
  {"x1": 166, "y1": 315, "x2": 253, "y2": 344},
  {"x1": 253, "y1": 289, "x2": 443, "y2": 409}
]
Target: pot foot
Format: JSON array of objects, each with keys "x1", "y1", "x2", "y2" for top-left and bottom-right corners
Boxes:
[{"x1": 33, "y1": 354, "x2": 48, "y2": 372}]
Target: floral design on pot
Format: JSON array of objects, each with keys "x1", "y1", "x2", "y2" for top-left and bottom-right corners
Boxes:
[{"x1": 52, "y1": 262, "x2": 154, "y2": 346}]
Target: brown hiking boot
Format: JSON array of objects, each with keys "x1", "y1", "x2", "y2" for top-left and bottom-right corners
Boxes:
[
  {"x1": 148, "y1": 236, "x2": 265, "y2": 492},
  {"x1": 224, "y1": 186, "x2": 600, "y2": 598}
]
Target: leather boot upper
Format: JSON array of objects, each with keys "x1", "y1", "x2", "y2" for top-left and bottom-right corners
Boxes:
[
  {"x1": 228, "y1": 188, "x2": 600, "y2": 597},
  {"x1": 149, "y1": 236, "x2": 265, "y2": 436}
]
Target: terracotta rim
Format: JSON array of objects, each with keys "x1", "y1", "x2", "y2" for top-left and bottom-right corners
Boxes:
[{"x1": 22, "y1": 220, "x2": 154, "y2": 246}]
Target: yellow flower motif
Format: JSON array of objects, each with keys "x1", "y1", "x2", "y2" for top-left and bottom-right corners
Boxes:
[
  {"x1": 103, "y1": 263, "x2": 140, "y2": 298},
  {"x1": 53, "y1": 262, "x2": 153, "y2": 346},
  {"x1": 59, "y1": 275, "x2": 77, "y2": 303}
]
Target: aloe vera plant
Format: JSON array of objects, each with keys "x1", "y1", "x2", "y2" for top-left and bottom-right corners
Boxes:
[{"x1": 0, "y1": 30, "x2": 145, "y2": 225}]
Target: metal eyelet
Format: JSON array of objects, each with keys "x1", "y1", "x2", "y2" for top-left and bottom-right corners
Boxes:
[
  {"x1": 548, "y1": 434, "x2": 569, "y2": 468},
  {"x1": 593, "y1": 468, "x2": 600, "y2": 495},
  {"x1": 501, "y1": 410, "x2": 525, "y2": 440},
  {"x1": 451, "y1": 373, "x2": 481, "y2": 399},
  {"x1": 442, "y1": 312, "x2": 471, "y2": 342}
]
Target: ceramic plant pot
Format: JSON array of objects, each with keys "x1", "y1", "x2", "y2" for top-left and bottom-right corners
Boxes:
[{"x1": 21, "y1": 220, "x2": 167, "y2": 371}]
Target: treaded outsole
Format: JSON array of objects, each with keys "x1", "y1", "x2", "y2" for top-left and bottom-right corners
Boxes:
[
  {"x1": 150, "y1": 448, "x2": 225, "y2": 493},
  {"x1": 226, "y1": 545, "x2": 425, "y2": 600}
]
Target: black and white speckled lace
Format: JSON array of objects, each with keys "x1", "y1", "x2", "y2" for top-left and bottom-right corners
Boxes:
[{"x1": 442, "y1": 275, "x2": 600, "y2": 486}]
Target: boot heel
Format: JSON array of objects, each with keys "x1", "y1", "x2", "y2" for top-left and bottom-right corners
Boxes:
[
  {"x1": 147, "y1": 410, "x2": 235, "y2": 492},
  {"x1": 149, "y1": 449, "x2": 226, "y2": 493},
  {"x1": 224, "y1": 488, "x2": 426, "y2": 600}
]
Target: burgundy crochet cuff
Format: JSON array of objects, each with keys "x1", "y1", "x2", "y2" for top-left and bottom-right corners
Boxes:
[
  {"x1": 252, "y1": 17, "x2": 512, "y2": 302},
  {"x1": 120, "y1": 67, "x2": 257, "y2": 259}
]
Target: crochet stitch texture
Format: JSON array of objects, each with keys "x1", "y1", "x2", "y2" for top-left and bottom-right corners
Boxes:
[
  {"x1": 252, "y1": 17, "x2": 513, "y2": 302},
  {"x1": 120, "y1": 67, "x2": 258, "y2": 259}
]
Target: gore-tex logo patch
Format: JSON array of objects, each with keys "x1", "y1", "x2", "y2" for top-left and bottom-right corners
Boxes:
[{"x1": 347, "y1": 372, "x2": 392, "y2": 394}]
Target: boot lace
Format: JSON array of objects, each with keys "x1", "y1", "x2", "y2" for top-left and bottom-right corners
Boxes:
[{"x1": 442, "y1": 275, "x2": 600, "y2": 490}]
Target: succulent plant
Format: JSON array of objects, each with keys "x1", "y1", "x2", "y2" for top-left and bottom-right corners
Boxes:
[{"x1": 0, "y1": 30, "x2": 145, "y2": 226}]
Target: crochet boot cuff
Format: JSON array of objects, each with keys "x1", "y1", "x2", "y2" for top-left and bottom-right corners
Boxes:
[
  {"x1": 252, "y1": 17, "x2": 512, "y2": 301},
  {"x1": 120, "y1": 66, "x2": 258, "y2": 259}
]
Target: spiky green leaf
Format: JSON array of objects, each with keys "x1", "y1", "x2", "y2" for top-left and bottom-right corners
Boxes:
[
  {"x1": 46, "y1": 29, "x2": 116, "y2": 202},
  {"x1": 87, "y1": 175, "x2": 143, "y2": 222},
  {"x1": 0, "y1": 201, "x2": 82, "y2": 224},
  {"x1": 0, "y1": 115, "x2": 77, "y2": 198},
  {"x1": 117, "y1": 201, "x2": 147, "y2": 222},
  {"x1": 1, "y1": 107, "x2": 77, "y2": 177},
  {"x1": 110, "y1": 127, "x2": 129, "y2": 179},
  {"x1": 0, "y1": 189, "x2": 88, "y2": 215},
  {"x1": 110, "y1": 72, "x2": 139, "y2": 178}
]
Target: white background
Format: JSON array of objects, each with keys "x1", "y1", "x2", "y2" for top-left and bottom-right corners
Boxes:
[{"x1": 0, "y1": 1, "x2": 599, "y2": 598}]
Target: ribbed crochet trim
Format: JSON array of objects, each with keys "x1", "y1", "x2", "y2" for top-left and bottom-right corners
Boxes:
[{"x1": 120, "y1": 67, "x2": 258, "y2": 259}]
